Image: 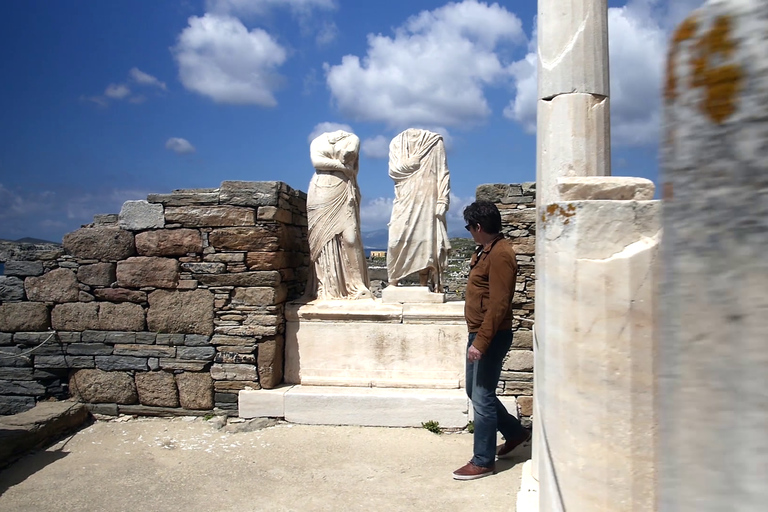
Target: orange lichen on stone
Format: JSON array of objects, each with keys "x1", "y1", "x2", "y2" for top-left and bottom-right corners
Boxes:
[
  {"x1": 665, "y1": 15, "x2": 699, "y2": 102},
  {"x1": 541, "y1": 203, "x2": 576, "y2": 224},
  {"x1": 692, "y1": 15, "x2": 743, "y2": 124},
  {"x1": 665, "y1": 13, "x2": 743, "y2": 124}
]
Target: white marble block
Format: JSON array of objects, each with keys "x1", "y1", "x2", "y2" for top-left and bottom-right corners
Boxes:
[
  {"x1": 118, "y1": 200, "x2": 165, "y2": 231},
  {"x1": 238, "y1": 386, "x2": 291, "y2": 419},
  {"x1": 284, "y1": 300, "x2": 467, "y2": 389},
  {"x1": 283, "y1": 385, "x2": 468, "y2": 428},
  {"x1": 538, "y1": 0, "x2": 609, "y2": 98},
  {"x1": 537, "y1": 200, "x2": 660, "y2": 512},
  {"x1": 536, "y1": 94, "x2": 610, "y2": 207},
  {"x1": 558, "y1": 176, "x2": 655, "y2": 201},
  {"x1": 660, "y1": 1, "x2": 768, "y2": 510},
  {"x1": 381, "y1": 286, "x2": 446, "y2": 304}
]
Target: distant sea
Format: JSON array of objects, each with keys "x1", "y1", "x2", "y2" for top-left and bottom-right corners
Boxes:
[{"x1": 362, "y1": 229, "x2": 470, "y2": 258}]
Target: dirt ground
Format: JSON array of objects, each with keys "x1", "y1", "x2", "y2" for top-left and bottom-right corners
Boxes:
[{"x1": 0, "y1": 416, "x2": 527, "y2": 512}]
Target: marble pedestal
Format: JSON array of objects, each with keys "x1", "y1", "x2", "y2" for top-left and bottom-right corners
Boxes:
[
  {"x1": 532, "y1": 197, "x2": 660, "y2": 512},
  {"x1": 285, "y1": 299, "x2": 467, "y2": 389}
]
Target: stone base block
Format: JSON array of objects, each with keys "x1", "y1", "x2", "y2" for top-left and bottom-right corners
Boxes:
[
  {"x1": 285, "y1": 300, "x2": 467, "y2": 388},
  {"x1": 381, "y1": 286, "x2": 446, "y2": 304},
  {"x1": 516, "y1": 459, "x2": 539, "y2": 512},
  {"x1": 238, "y1": 386, "x2": 290, "y2": 418},
  {"x1": 282, "y1": 385, "x2": 468, "y2": 428}
]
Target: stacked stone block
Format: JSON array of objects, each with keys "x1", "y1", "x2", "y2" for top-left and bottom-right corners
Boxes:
[
  {"x1": 475, "y1": 182, "x2": 536, "y2": 423},
  {"x1": 0, "y1": 181, "x2": 309, "y2": 415}
]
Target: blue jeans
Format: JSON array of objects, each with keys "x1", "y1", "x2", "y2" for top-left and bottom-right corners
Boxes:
[{"x1": 466, "y1": 330, "x2": 527, "y2": 467}]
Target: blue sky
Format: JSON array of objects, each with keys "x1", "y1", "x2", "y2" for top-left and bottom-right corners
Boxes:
[{"x1": 0, "y1": 0, "x2": 703, "y2": 242}]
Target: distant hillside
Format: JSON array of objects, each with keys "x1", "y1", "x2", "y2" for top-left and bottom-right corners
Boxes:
[
  {"x1": 7, "y1": 237, "x2": 61, "y2": 245},
  {"x1": 0, "y1": 239, "x2": 64, "y2": 263},
  {"x1": 362, "y1": 229, "x2": 389, "y2": 250},
  {"x1": 363, "y1": 228, "x2": 470, "y2": 250}
]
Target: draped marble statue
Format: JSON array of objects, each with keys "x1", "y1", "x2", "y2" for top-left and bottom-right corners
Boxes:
[
  {"x1": 387, "y1": 128, "x2": 451, "y2": 291},
  {"x1": 307, "y1": 130, "x2": 372, "y2": 300}
]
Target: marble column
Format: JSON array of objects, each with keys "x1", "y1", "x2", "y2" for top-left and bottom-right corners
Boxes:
[
  {"x1": 534, "y1": 0, "x2": 611, "y2": 488},
  {"x1": 659, "y1": 1, "x2": 768, "y2": 510}
]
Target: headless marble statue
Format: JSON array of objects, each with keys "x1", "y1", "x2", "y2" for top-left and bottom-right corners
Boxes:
[
  {"x1": 307, "y1": 130, "x2": 372, "y2": 300},
  {"x1": 387, "y1": 128, "x2": 451, "y2": 292}
]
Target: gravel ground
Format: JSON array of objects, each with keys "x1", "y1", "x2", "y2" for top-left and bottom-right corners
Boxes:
[{"x1": 0, "y1": 416, "x2": 527, "y2": 512}]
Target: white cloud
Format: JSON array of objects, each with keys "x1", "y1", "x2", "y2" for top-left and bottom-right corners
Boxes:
[
  {"x1": 0, "y1": 184, "x2": 150, "y2": 242},
  {"x1": 361, "y1": 136, "x2": 389, "y2": 159},
  {"x1": 307, "y1": 122, "x2": 354, "y2": 143},
  {"x1": 325, "y1": 0, "x2": 525, "y2": 128},
  {"x1": 206, "y1": 0, "x2": 336, "y2": 18},
  {"x1": 173, "y1": 13, "x2": 288, "y2": 106},
  {"x1": 165, "y1": 137, "x2": 196, "y2": 154},
  {"x1": 104, "y1": 83, "x2": 131, "y2": 99},
  {"x1": 129, "y1": 68, "x2": 167, "y2": 90},
  {"x1": 80, "y1": 95, "x2": 108, "y2": 107},
  {"x1": 504, "y1": 0, "x2": 705, "y2": 147},
  {"x1": 607, "y1": 3, "x2": 668, "y2": 146},
  {"x1": 84, "y1": 68, "x2": 164, "y2": 107},
  {"x1": 446, "y1": 192, "x2": 475, "y2": 234},
  {"x1": 503, "y1": 52, "x2": 536, "y2": 133},
  {"x1": 360, "y1": 197, "x2": 393, "y2": 232},
  {"x1": 316, "y1": 21, "x2": 338, "y2": 46},
  {"x1": 358, "y1": 192, "x2": 474, "y2": 235}
]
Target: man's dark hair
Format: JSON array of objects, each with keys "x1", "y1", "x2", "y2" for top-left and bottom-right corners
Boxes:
[{"x1": 463, "y1": 200, "x2": 502, "y2": 234}]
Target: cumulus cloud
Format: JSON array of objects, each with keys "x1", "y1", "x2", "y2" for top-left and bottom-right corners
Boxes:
[
  {"x1": 446, "y1": 192, "x2": 475, "y2": 234},
  {"x1": 360, "y1": 197, "x2": 393, "y2": 232},
  {"x1": 358, "y1": 192, "x2": 474, "y2": 234},
  {"x1": 504, "y1": 0, "x2": 706, "y2": 147},
  {"x1": 503, "y1": 52, "x2": 537, "y2": 133},
  {"x1": 104, "y1": 83, "x2": 131, "y2": 99},
  {"x1": 165, "y1": 137, "x2": 196, "y2": 154},
  {"x1": 83, "y1": 68, "x2": 167, "y2": 107},
  {"x1": 307, "y1": 122, "x2": 354, "y2": 143},
  {"x1": 173, "y1": 13, "x2": 287, "y2": 106},
  {"x1": 361, "y1": 136, "x2": 389, "y2": 159},
  {"x1": 129, "y1": 67, "x2": 167, "y2": 90},
  {"x1": 325, "y1": 0, "x2": 525, "y2": 128}
]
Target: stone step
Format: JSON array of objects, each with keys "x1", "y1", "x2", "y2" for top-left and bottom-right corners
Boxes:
[
  {"x1": 240, "y1": 386, "x2": 520, "y2": 428},
  {"x1": 240, "y1": 386, "x2": 477, "y2": 428},
  {"x1": 0, "y1": 401, "x2": 89, "y2": 469}
]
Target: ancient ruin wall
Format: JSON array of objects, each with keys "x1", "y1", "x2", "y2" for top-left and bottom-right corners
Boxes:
[
  {"x1": 476, "y1": 182, "x2": 536, "y2": 423},
  {"x1": 0, "y1": 181, "x2": 309, "y2": 416}
]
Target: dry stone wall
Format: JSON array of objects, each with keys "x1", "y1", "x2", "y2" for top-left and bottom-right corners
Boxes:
[
  {"x1": 475, "y1": 182, "x2": 536, "y2": 424},
  {"x1": 0, "y1": 181, "x2": 309, "y2": 416}
]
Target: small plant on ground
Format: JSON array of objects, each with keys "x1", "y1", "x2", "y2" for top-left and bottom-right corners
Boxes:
[
  {"x1": 422, "y1": 420, "x2": 442, "y2": 435},
  {"x1": 203, "y1": 413, "x2": 215, "y2": 421},
  {"x1": 467, "y1": 421, "x2": 474, "y2": 434}
]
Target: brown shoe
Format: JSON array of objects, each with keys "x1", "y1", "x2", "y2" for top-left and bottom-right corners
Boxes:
[
  {"x1": 496, "y1": 430, "x2": 532, "y2": 459},
  {"x1": 452, "y1": 461, "x2": 495, "y2": 480}
]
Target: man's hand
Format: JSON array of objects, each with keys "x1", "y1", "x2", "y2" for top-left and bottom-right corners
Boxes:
[{"x1": 467, "y1": 345, "x2": 482, "y2": 362}]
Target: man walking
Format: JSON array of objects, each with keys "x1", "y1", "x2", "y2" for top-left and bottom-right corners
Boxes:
[{"x1": 453, "y1": 201, "x2": 531, "y2": 480}]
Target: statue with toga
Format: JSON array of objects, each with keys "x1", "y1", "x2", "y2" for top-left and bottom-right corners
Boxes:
[
  {"x1": 307, "y1": 130, "x2": 372, "y2": 300},
  {"x1": 387, "y1": 128, "x2": 451, "y2": 292}
]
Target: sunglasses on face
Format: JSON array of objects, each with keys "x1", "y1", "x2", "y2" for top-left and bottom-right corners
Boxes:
[{"x1": 465, "y1": 223, "x2": 475, "y2": 232}]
